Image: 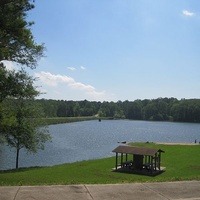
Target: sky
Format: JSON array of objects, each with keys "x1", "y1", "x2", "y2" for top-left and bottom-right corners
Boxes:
[{"x1": 5, "y1": 0, "x2": 200, "y2": 102}]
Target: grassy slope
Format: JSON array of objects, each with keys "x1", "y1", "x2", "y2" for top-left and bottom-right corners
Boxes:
[
  {"x1": 42, "y1": 116, "x2": 98, "y2": 125},
  {"x1": 0, "y1": 143, "x2": 200, "y2": 186},
  {"x1": 42, "y1": 117, "x2": 114, "y2": 125}
]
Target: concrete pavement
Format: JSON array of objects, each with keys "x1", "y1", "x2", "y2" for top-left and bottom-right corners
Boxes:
[{"x1": 1, "y1": 181, "x2": 200, "y2": 200}]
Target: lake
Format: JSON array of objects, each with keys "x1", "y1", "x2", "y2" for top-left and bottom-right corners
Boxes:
[{"x1": 1, "y1": 120, "x2": 200, "y2": 170}]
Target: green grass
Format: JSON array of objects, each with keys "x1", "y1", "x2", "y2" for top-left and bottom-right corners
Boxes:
[
  {"x1": 41, "y1": 116, "x2": 98, "y2": 125},
  {"x1": 41, "y1": 116, "x2": 111, "y2": 125},
  {"x1": 0, "y1": 143, "x2": 200, "y2": 186}
]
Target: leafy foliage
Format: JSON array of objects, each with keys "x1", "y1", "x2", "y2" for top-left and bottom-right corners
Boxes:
[
  {"x1": 0, "y1": 70, "x2": 51, "y2": 169},
  {"x1": 0, "y1": 65, "x2": 40, "y2": 102},
  {"x1": 0, "y1": 0, "x2": 45, "y2": 68},
  {"x1": 0, "y1": 0, "x2": 50, "y2": 169}
]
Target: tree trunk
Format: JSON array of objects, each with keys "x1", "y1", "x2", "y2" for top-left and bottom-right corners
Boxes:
[{"x1": 16, "y1": 148, "x2": 20, "y2": 169}]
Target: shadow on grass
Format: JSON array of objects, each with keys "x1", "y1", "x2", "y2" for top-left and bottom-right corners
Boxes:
[{"x1": 112, "y1": 168, "x2": 166, "y2": 177}]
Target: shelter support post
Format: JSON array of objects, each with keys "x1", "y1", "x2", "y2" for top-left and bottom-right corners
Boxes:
[
  {"x1": 154, "y1": 153, "x2": 158, "y2": 171},
  {"x1": 158, "y1": 152, "x2": 161, "y2": 170},
  {"x1": 115, "y1": 153, "x2": 118, "y2": 170},
  {"x1": 121, "y1": 153, "x2": 123, "y2": 166},
  {"x1": 150, "y1": 156, "x2": 153, "y2": 173}
]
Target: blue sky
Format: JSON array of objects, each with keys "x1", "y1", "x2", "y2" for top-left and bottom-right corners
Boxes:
[{"x1": 17, "y1": 0, "x2": 200, "y2": 101}]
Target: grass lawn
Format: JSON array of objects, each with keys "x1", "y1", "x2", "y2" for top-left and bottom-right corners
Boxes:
[{"x1": 0, "y1": 143, "x2": 200, "y2": 186}]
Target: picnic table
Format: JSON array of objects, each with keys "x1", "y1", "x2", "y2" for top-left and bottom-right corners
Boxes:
[
  {"x1": 121, "y1": 160, "x2": 133, "y2": 168},
  {"x1": 143, "y1": 163, "x2": 151, "y2": 170}
]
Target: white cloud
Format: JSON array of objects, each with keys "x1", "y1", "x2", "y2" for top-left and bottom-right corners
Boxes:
[
  {"x1": 67, "y1": 66, "x2": 86, "y2": 71},
  {"x1": 182, "y1": 10, "x2": 195, "y2": 17},
  {"x1": 34, "y1": 71, "x2": 109, "y2": 100},
  {"x1": 1, "y1": 61, "x2": 19, "y2": 70},
  {"x1": 80, "y1": 66, "x2": 86, "y2": 70},
  {"x1": 67, "y1": 66, "x2": 76, "y2": 71}
]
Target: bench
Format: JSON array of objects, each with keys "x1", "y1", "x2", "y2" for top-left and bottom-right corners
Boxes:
[
  {"x1": 143, "y1": 163, "x2": 151, "y2": 170},
  {"x1": 121, "y1": 160, "x2": 133, "y2": 168}
]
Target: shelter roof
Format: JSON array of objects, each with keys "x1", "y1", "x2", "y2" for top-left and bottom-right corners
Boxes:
[{"x1": 112, "y1": 145, "x2": 164, "y2": 156}]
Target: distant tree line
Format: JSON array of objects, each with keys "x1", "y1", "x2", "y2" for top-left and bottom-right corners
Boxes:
[{"x1": 36, "y1": 98, "x2": 200, "y2": 123}]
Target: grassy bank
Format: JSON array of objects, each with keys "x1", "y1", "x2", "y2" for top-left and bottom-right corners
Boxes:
[
  {"x1": 41, "y1": 116, "x2": 113, "y2": 125},
  {"x1": 41, "y1": 116, "x2": 99, "y2": 125},
  {"x1": 0, "y1": 143, "x2": 200, "y2": 186}
]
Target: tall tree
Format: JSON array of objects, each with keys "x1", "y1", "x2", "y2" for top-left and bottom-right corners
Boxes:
[
  {"x1": 0, "y1": 64, "x2": 35, "y2": 102},
  {"x1": 0, "y1": 64, "x2": 12, "y2": 102},
  {"x1": 0, "y1": 0, "x2": 45, "y2": 68},
  {"x1": 0, "y1": 69, "x2": 51, "y2": 169}
]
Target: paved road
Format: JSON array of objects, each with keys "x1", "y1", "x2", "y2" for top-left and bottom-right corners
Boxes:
[{"x1": 1, "y1": 181, "x2": 200, "y2": 200}]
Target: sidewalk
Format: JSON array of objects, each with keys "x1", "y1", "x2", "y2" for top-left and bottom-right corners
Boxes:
[{"x1": 1, "y1": 181, "x2": 200, "y2": 200}]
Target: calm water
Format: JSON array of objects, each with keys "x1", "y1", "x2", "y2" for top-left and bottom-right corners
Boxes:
[{"x1": 1, "y1": 120, "x2": 200, "y2": 170}]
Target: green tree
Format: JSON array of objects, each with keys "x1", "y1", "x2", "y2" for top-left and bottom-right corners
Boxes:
[
  {"x1": 0, "y1": 0, "x2": 45, "y2": 104},
  {"x1": 0, "y1": 69, "x2": 51, "y2": 169},
  {"x1": 0, "y1": 64, "x2": 19, "y2": 102},
  {"x1": 98, "y1": 102, "x2": 110, "y2": 117},
  {"x1": 0, "y1": 66, "x2": 35, "y2": 141},
  {"x1": 73, "y1": 102, "x2": 80, "y2": 117},
  {"x1": 0, "y1": 64, "x2": 10, "y2": 102},
  {"x1": 0, "y1": 64, "x2": 39, "y2": 102},
  {"x1": 0, "y1": 0, "x2": 45, "y2": 68},
  {"x1": 126, "y1": 100, "x2": 143, "y2": 120}
]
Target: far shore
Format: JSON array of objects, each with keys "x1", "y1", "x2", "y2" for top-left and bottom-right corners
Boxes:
[{"x1": 155, "y1": 142, "x2": 200, "y2": 145}]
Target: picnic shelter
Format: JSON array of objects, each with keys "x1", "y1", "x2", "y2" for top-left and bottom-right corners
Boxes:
[{"x1": 112, "y1": 145, "x2": 165, "y2": 175}]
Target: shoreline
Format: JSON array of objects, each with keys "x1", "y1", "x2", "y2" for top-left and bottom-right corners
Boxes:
[{"x1": 155, "y1": 142, "x2": 200, "y2": 145}]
